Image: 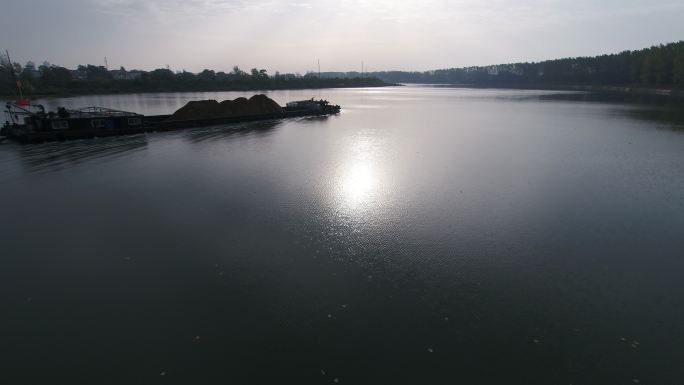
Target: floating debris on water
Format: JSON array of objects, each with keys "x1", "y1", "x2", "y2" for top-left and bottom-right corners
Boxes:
[
  {"x1": 194, "y1": 335, "x2": 201, "y2": 341},
  {"x1": 341, "y1": 304, "x2": 347, "y2": 309},
  {"x1": 321, "y1": 369, "x2": 326, "y2": 375},
  {"x1": 333, "y1": 378, "x2": 340, "y2": 383},
  {"x1": 620, "y1": 337, "x2": 627, "y2": 342},
  {"x1": 328, "y1": 314, "x2": 333, "y2": 319},
  {"x1": 444, "y1": 317, "x2": 449, "y2": 321},
  {"x1": 160, "y1": 371, "x2": 167, "y2": 376},
  {"x1": 633, "y1": 379, "x2": 640, "y2": 384},
  {"x1": 427, "y1": 348, "x2": 434, "y2": 353},
  {"x1": 533, "y1": 339, "x2": 541, "y2": 344}
]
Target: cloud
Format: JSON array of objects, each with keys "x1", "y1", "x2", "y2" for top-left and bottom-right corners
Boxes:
[
  {"x1": 4, "y1": 0, "x2": 683, "y2": 72},
  {"x1": 92, "y1": 0, "x2": 311, "y2": 22}
]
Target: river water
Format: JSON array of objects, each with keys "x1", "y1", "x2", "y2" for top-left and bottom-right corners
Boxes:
[{"x1": 1, "y1": 86, "x2": 684, "y2": 384}]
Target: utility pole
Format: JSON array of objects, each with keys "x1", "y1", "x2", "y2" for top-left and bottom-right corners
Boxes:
[
  {"x1": 317, "y1": 59, "x2": 320, "y2": 79},
  {"x1": 361, "y1": 61, "x2": 364, "y2": 79},
  {"x1": 104, "y1": 56, "x2": 109, "y2": 70}
]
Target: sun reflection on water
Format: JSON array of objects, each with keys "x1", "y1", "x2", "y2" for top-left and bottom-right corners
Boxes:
[
  {"x1": 333, "y1": 135, "x2": 384, "y2": 214},
  {"x1": 339, "y1": 161, "x2": 377, "y2": 208}
]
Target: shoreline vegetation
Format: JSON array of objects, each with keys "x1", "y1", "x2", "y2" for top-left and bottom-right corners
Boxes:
[
  {"x1": 336, "y1": 41, "x2": 684, "y2": 97},
  {"x1": 0, "y1": 65, "x2": 391, "y2": 99},
  {"x1": 2, "y1": 41, "x2": 682, "y2": 99}
]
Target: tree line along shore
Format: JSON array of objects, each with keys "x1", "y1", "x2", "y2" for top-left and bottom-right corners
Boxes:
[
  {"x1": 363, "y1": 41, "x2": 684, "y2": 91},
  {"x1": 2, "y1": 41, "x2": 683, "y2": 98},
  {"x1": 0, "y1": 64, "x2": 389, "y2": 98}
]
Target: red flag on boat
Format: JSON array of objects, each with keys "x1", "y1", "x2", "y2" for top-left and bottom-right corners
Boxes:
[{"x1": 15, "y1": 98, "x2": 31, "y2": 106}]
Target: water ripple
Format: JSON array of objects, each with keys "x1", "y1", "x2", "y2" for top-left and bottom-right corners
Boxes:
[{"x1": 17, "y1": 134, "x2": 149, "y2": 172}]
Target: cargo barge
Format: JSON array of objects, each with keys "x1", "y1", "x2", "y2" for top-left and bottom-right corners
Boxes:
[{"x1": 1, "y1": 97, "x2": 340, "y2": 143}]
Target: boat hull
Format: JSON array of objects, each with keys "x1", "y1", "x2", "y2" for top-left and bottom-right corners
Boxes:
[{"x1": 3, "y1": 109, "x2": 337, "y2": 143}]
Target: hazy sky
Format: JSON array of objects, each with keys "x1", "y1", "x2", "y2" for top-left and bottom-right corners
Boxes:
[{"x1": 1, "y1": 0, "x2": 683, "y2": 73}]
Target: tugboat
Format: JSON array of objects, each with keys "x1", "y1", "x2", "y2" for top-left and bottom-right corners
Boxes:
[{"x1": 285, "y1": 98, "x2": 341, "y2": 114}]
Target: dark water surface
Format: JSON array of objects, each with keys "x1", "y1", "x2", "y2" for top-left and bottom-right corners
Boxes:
[{"x1": 2, "y1": 87, "x2": 684, "y2": 384}]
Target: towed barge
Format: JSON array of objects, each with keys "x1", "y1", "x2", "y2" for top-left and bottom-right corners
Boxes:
[{"x1": 1, "y1": 98, "x2": 341, "y2": 143}]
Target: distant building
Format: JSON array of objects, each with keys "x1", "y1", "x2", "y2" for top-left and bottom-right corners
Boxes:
[
  {"x1": 70, "y1": 70, "x2": 88, "y2": 80},
  {"x1": 126, "y1": 70, "x2": 144, "y2": 80},
  {"x1": 109, "y1": 69, "x2": 144, "y2": 80},
  {"x1": 510, "y1": 65, "x2": 523, "y2": 76},
  {"x1": 24, "y1": 61, "x2": 43, "y2": 79}
]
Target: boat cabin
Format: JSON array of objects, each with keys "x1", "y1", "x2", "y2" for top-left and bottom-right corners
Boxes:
[{"x1": 285, "y1": 99, "x2": 341, "y2": 114}]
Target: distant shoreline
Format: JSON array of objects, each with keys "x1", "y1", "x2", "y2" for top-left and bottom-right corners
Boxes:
[
  {"x1": 397, "y1": 83, "x2": 684, "y2": 98},
  {"x1": 1, "y1": 82, "x2": 397, "y2": 100}
]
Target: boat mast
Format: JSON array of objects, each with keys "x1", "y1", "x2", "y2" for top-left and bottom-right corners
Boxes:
[
  {"x1": 317, "y1": 59, "x2": 322, "y2": 98},
  {"x1": 5, "y1": 49, "x2": 23, "y2": 100}
]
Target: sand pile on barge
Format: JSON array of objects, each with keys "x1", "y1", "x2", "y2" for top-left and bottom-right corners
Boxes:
[{"x1": 167, "y1": 94, "x2": 283, "y2": 121}]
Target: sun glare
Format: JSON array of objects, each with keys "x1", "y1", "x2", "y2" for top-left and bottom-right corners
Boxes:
[{"x1": 340, "y1": 161, "x2": 376, "y2": 209}]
